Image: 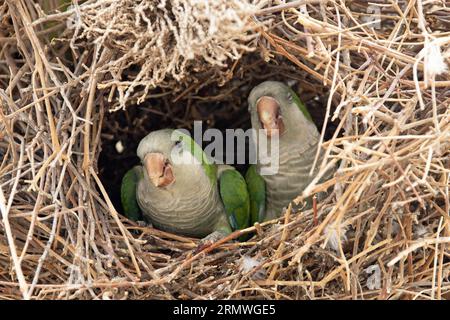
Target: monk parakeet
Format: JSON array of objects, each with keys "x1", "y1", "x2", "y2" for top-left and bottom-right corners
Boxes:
[
  {"x1": 246, "y1": 81, "x2": 333, "y2": 221},
  {"x1": 121, "y1": 129, "x2": 250, "y2": 242}
]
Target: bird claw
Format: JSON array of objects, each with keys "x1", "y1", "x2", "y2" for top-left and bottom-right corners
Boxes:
[
  {"x1": 136, "y1": 220, "x2": 152, "y2": 228},
  {"x1": 194, "y1": 231, "x2": 227, "y2": 254}
]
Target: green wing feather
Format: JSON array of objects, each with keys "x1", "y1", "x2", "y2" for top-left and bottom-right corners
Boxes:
[
  {"x1": 289, "y1": 88, "x2": 313, "y2": 122},
  {"x1": 245, "y1": 165, "x2": 266, "y2": 224},
  {"x1": 120, "y1": 166, "x2": 143, "y2": 221},
  {"x1": 218, "y1": 167, "x2": 250, "y2": 231}
]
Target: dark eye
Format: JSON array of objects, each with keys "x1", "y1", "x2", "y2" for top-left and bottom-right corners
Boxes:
[
  {"x1": 287, "y1": 92, "x2": 293, "y2": 102},
  {"x1": 174, "y1": 139, "x2": 183, "y2": 152}
]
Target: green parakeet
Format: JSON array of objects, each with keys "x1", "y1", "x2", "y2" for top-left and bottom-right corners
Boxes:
[
  {"x1": 120, "y1": 129, "x2": 251, "y2": 242},
  {"x1": 246, "y1": 81, "x2": 334, "y2": 221}
]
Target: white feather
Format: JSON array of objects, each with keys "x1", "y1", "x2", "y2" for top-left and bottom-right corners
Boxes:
[
  {"x1": 240, "y1": 255, "x2": 261, "y2": 273},
  {"x1": 425, "y1": 42, "x2": 448, "y2": 77},
  {"x1": 323, "y1": 223, "x2": 348, "y2": 252},
  {"x1": 240, "y1": 255, "x2": 266, "y2": 280}
]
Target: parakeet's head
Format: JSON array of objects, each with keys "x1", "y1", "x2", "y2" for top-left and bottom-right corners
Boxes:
[
  {"x1": 137, "y1": 129, "x2": 216, "y2": 189},
  {"x1": 248, "y1": 81, "x2": 313, "y2": 138}
]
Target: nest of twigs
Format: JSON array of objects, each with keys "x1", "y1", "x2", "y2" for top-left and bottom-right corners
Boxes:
[{"x1": 1, "y1": 0, "x2": 449, "y2": 300}]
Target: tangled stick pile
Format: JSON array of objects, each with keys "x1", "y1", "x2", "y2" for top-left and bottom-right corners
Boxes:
[
  {"x1": 68, "y1": 0, "x2": 262, "y2": 110},
  {"x1": 0, "y1": 0, "x2": 449, "y2": 299}
]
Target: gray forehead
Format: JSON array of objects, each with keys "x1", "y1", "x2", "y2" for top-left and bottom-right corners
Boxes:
[
  {"x1": 136, "y1": 129, "x2": 175, "y2": 160},
  {"x1": 248, "y1": 81, "x2": 290, "y2": 111}
]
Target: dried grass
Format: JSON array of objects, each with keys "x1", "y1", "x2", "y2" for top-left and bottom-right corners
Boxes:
[
  {"x1": 0, "y1": 0, "x2": 449, "y2": 300},
  {"x1": 69, "y1": 0, "x2": 262, "y2": 110}
]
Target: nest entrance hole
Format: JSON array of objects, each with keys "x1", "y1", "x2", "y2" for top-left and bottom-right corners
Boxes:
[{"x1": 98, "y1": 57, "x2": 339, "y2": 215}]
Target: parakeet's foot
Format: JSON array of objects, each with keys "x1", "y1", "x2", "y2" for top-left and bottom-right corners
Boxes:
[
  {"x1": 194, "y1": 230, "x2": 228, "y2": 253},
  {"x1": 136, "y1": 220, "x2": 152, "y2": 228}
]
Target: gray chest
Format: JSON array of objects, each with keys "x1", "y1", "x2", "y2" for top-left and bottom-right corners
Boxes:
[
  {"x1": 258, "y1": 139, "x2": 320, "y2": 219},
  {"x1": 137, "y1": 178, "x2": 224, "y2": 238}
]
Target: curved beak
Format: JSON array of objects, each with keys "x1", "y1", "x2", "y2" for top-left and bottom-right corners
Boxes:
[
  {"x1": 256, "y1": 96, "x2": 285, "y2": 137},
  {"x1": 144, "y1": 153, "x2": 175, "y2": 188}
]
